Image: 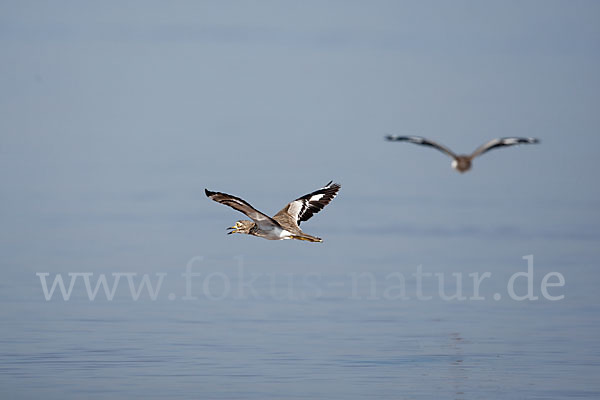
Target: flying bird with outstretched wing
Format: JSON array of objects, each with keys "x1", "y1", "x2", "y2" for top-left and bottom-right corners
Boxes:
[
  {"x1": 205, "y1": 181, "x2": 341, "y2": 242},
  {"x1": 385, "y1": 135, "x2": 540, "y2": 173}
]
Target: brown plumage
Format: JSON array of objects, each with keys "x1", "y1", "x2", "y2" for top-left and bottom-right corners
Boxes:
[
  {"x1": 205, "y1": 181, "x2": 341, "y2": 242},
  {"x1": 385, "y1": 136, "x2": 540, "y2": 173}
]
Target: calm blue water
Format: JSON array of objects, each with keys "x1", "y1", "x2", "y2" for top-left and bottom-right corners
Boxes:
[
  {"x1": 2, "y1": 197, "x2": 599, "y2": 399},
  {"x1": 2, "y1": 2, "x2": 600, "y2": 399}
]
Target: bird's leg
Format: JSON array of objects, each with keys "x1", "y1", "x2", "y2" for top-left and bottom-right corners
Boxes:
[{"x1": 291, "y1": 235, "x2": 322, "y2": 242}]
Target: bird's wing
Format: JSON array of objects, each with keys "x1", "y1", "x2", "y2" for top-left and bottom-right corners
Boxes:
[
  {"x1": 385, "y1": 135, "x2": 457, "y2": 159},
  {"x1": 469, "y1": 137, "x2": 540, "y2": 159},
  {"x1": 205, "y1": 189, "x2": 278, "y2": 225},
  {"x1": 273, "y1": 181, "x2": 341, "y2": 227}
]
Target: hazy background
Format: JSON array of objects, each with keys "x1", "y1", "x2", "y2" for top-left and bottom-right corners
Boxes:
[{"x1": 1, "y1": 1, "x2": 599, "y2": 399}]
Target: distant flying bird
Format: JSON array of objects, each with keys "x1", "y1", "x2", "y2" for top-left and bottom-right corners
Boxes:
[
  {"x1": 385, "y1": 136, "x2": 540, "y2": 173},
  {"x1": 205, "y1": 181, "x2": 341, "y2": 242}
]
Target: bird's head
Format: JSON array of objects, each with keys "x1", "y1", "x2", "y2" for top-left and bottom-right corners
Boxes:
[
  {"x1": 452, "y1": 156, "x2": 472, "y2": 173},
  {"x1": 227, "y1": 220, "x2": 253, "y2": 235}
]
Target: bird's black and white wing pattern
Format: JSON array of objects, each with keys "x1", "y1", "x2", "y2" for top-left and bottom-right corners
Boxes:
[
  {"x1": 385, "y1": 135, "x2": 457, "y2": 159},
  {"x1": 274, "y1": 181, "x2": 341, "y2": 226},
  {"x1": 205, "y1": 189, "x2": 276, "y2": 224},
  {"x1": 469, "y1": 137, "x2": 540, "y2": 159}
]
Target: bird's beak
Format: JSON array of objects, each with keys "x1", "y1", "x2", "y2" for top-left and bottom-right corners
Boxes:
[{"x1": 227, "y1": 226, "x2": 237, "y2": 234}]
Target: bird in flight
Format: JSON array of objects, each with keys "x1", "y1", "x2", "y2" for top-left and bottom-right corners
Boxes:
[
  {"x1": 205, "y1": 181, "x2": 341, "y2": 242},
  {"x1": 385, "y1": 136, "x2": 540, "y2": 173}
]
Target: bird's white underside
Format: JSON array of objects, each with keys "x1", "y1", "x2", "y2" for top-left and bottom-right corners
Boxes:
[{"x1": 277, "y1": 227, "x2": 294, "y2": 239}]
